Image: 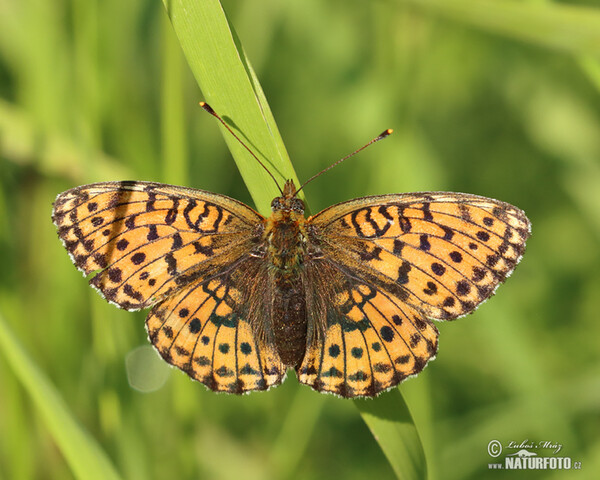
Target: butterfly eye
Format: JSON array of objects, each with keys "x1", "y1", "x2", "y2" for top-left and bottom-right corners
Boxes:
[
  {"x1": 271, "y1": 197, "x2": 284, "y2": 211},
  {"x1": 290, "y1": 198, "x2": 305, "y2": 213}
]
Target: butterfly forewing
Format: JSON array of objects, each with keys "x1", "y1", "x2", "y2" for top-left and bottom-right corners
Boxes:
[
  {"x1": 309, "y1": 192, "x2": 531, "y2": 321},
  {"x1": 52, "y1": 181, "x2": 264, "y2": 310}
]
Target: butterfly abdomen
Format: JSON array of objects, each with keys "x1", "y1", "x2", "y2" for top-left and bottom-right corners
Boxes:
[
  {"x1": 264, "y1": 208, "x2": 309, "y2": 366},
  {"x1": 271, "y1": 274, "x2": 307, "y2": 366}
]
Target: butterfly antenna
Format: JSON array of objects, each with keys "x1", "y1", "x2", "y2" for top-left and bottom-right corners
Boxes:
[
  {"x1": 200, "y1": 102, "x2": 283, "y2": 194},
  {"x1": 295, "y1": 128, "x2": 393, "y2": 196}
]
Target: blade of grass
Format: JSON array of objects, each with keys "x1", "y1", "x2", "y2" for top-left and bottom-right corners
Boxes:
[
  {"x1": 402, "y1": 0, "x2": 600, "y2": 58},
  {"x1": 0, "y1": 310, "x2": 123, "y2": 480},
  {"x1": 270, "y1": 385, "x2": 325, "y2": 478},
  {"x1": 160, "y1": 12, "x2": 188, "y2": 186},
  {"x1": 355, "y1": 390, "x2": 427, "y2": 480},
  {"x1": 162, "y1": 0, "x2": 299, "y2": 215},
  {"x1": 162, "y1": 2, "x2": 426, "y2": 478}
]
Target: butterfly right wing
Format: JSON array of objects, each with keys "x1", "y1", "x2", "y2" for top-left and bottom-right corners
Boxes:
[
  {"x1": 146, "y1": 257, "x2": 286, "y2": 393},
  {"x1": 297, "y1": 191, "x2": 530, "y2": 397},
  {"x1": 308, "y1": 192, "x2": 531, "y2": 321}
]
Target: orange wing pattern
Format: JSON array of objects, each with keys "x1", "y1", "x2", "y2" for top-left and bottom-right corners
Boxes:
[
  {"x1": 52, "y1": 181, "x2": 263, "y2": 310},
  {"x1": 146, "y1": 261, "x2": 285, "y2": 393},
  {"x1": 52, "y1": 181, "x2": 286, "y2": 394},
  {"x1": 53, "y1": 181, "x2": 530, "y2": 398},
  {"x1": 311, "y1": 192, "x2": 531, "y2": 320},
  {"x1": 298, "y1": 192, "x2": 530, "y2": 396},
  {"x1": 297, "y1": 274, "x2": 438, "y2": 397}
]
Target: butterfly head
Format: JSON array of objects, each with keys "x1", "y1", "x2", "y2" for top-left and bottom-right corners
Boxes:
[{"x1": 271, "y1": 180, "x2": 305, "y2": 214}]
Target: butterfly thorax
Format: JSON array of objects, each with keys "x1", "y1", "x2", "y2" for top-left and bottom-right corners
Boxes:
[
  {"x1": 263, "y1": 180, "x2": 309, "y2": 366},
  {"x1": 265, "y1": 180, "x2": 308, "y2": 273}
]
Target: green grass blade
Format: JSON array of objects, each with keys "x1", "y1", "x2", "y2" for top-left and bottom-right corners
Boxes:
[
  {"x1": 0, "y1": 311, "x2": 123, "y2": 480},
  {"x1": 162, "y1": 2, "x2": 426, "y2": 477},
  {"x1": 160, "y1": 13, "x2": 189, "y2": 186},
  {"x1": 403, "y1": 0, "x2": 600, "y2": 57},
  {"x1": 355, "y1": 390, "x2": 427, "y2": 480},
  {"x1": 270, "y1": 385, "x2": 325, "y2": 478},
  {"x1": 162, "y1": 0, "x2": 299, "y2": 215}
]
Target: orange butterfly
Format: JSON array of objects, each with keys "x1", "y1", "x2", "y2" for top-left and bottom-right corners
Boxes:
[{"x1": 52, "y1": 106, "x2": 530, "y2": 397}]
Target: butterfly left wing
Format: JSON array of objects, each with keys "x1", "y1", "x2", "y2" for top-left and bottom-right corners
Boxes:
[
  {"x1": 146, "y1": 258, "x2": 286, "y2": 394},
  {"x1": 54, "y1": 181, "x2": 285, "y2": 394},
  {"x1": 297, "y1": 262, "x2": 438, "y2": 397}
]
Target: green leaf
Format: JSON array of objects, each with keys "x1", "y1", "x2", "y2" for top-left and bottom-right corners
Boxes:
[
  {"x1": 0, "y1": 311, "x2": 123, "y2": 480},
  {"x1": 162, "y1": 0, "x2": 300, "y2": 215},
  {"x1": 355, "y1": 390, "x2": 427, "y2": 480}
]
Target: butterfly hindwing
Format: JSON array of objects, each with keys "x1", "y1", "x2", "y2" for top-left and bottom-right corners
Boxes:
[
  {"x1": 146, "y1": 263, "x2": 286, "y2": 393},
  {"x1": 52, "y1": 181, "x2": 264, "y2": 310},
  {"x1": 297, "y1": 268, "x2": 439, "y2": 397},
  {"x1": 309, "y1": 192, "x2": 531, "y2": 321}
]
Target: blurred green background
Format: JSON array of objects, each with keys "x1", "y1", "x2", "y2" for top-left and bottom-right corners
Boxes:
[{"x1": 1, "y1": 0, "x2": 599, "y2": 479}]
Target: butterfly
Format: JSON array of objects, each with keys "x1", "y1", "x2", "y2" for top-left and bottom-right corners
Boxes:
[{"x1": 52, "y1": 107, "x2": 531, "y2": 398}]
